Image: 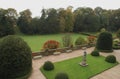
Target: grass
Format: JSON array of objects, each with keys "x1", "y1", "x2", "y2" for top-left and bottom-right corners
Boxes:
[
  {"x1": 41, "y1": 55, "x2": 118, "y2": 79},
  {"x1": 19, "y1": 33, "x2": 87, "y2": 52}
]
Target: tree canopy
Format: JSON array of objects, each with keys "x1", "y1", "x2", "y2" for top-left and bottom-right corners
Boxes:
[{"x1": 0, "y1": 7, "x2": 120, "y2": 35}]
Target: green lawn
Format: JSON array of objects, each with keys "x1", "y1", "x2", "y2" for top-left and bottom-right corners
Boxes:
[
  {"x1": 41, "y1": 55, "x2": 118, "y2": 79},
  {"x1": 20, "y1": 33, "x2": 87, "y2": 52}
]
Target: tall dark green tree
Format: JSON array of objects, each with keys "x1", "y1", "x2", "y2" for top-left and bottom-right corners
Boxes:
[
  {"x1": 73, "y1": 7, "x2": 86, "y2": 32},
  {"x1": 58, "y1": 8, "x2": 66, "y2": 32},
  {"x1": 17, "y1": 9, "x2": 32, "y2": 34},
  {"x1": 39, "y1": 9, "x2": 47, "y2": 34},
  {"x1": 110, "y1": 9, "x2": 120, "y2": 31},
  {"x1": 74, "y1": 7, "x2": 100, "y2": 32},
  {"x1": 64, "y1": 6, "x2": 74, "y2": 32},
  {"x1": 30, "y1": 17, "x2": 40, "y2": 34},
  {"x1": 0, "y1": 8, "x2": 17, "y2": 37},
  {"x1": 40, "y1": 8, "x2": 60, "y2": 34}
]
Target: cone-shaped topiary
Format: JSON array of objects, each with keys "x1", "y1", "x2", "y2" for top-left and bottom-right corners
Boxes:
[
  {"x1": 43, "y1": 61, "x2": 54, "y2": 71},
  {"x1": 0, "y1": 35, "x2": 32, "y2": 79},
  {"x1": 55, "y1": 72, "x2": 69, "y2": 79},
  {"x1": 91, "y1": 50, "x2": 100, "y2": 56},
  {"x1": 96, "y1": 32, "x2": 113, "y2": 52},
  {"x1": 105, "y1": 55, "x2": 116, "y2": 63}
]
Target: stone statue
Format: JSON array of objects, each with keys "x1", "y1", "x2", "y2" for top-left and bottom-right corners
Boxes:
[{"x1": 80, "y1": 47, "x2": 88, "y2": 66}]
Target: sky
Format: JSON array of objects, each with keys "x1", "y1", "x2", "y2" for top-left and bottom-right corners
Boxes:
[{"x1": 0, "y1": 0, "x2": 120, "y2": 17}]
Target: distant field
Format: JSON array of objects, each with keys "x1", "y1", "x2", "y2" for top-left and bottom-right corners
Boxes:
[{"x1": 20, "y1": 33, "x2": 87, "y2": 52}]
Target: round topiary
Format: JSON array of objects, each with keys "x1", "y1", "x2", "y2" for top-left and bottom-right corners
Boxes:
[
  {"x1": 75, "y1": 37, "x2": 86, "y2": 45},
  {"x1": 55, "y1": 72, "x2": 69, "y2": 79},
  {"x1": 105, "y1": 55, "x2": 116, "y2": 63},
  {"x1": 91, "y1": 50, "x2": 100, "y2": 56},
  {"x1": 96, "y1": 32, "x2": 113, "y2": 52},
  {"x1": 0, "y1": 35, "x2": 32, "y2": 79},
  {"x1": 43, "y1": 61, "x2": 54, "y2": 71}
]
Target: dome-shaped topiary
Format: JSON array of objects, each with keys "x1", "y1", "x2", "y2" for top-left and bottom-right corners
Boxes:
[
  {"x1": 91, "y1": 50, "x2": 100, "y2": 56},
  {"x1": 55, "y1": 72, "x2": 69, "y2": 79},
  {"x1": 105, "y1": 55, "x2": 116, "y2": 63},
  {"x1": 0, "y1": 35, "x2": 32, "y2": 79},
  {"x1": 75, "y1": 37, "x2": 86, "y2": 45},
  {"x1": 96, "y1": 32, "x2": 113, "y2": 52},
  {"x1": 43, "y1": 61, "x2": 54, "y2": 71}
]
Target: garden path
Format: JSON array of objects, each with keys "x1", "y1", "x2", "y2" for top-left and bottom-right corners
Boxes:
[{"x1": 28, "y1": 47, "x2": 120, "y2": 79}]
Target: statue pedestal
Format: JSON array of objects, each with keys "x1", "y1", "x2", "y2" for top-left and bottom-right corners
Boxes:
[{"x1": 79, "y1": 61, "x2": 88, "y2": 67}]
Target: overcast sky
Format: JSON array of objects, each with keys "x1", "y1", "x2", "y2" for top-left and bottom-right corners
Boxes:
[{"x1": 0, "y1": 0, "x2": 120, "y2": 17}]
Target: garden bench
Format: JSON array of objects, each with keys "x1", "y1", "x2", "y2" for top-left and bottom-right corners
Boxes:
[
  {"x1": 53, "y1": 52, "x2": 61, "y2": 55},
  {"x1": 33, "y1": 55, "x2": 42, "y2": 59},
  {"x1": 66, "y1": 49, "x2": 72, "y2": 53}
]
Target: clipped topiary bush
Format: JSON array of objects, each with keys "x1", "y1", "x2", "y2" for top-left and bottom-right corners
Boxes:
[
  {"x1": 91, "y1": 50, "x2": 100, "y2": 56},
  {"x1": 105, "y1": 55, "x2": 116, "y2": 63},
  {"x1": 0, "y1": 35, "x2": 32, "y2": 79},
  {"x1": 43, "y1": 61, "x2": 54, "y2": 71},
  {"x1": 96, "y1": 32, "x2": 113, "y2": 52},
  {"x1": 55, "y1": 72, "x2": 69, "y2": 79},
  {"x1": 75, "y1": 37, "x2": 86, "y2": 45}
]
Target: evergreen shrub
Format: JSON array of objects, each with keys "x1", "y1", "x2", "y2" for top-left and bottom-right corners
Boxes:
[
  {"x1": 0, "y1": 35, "x2": 32, "y2": 79},
  {"x1": 105, "y1": 55, "x2": 116, "y2": 63},
  {"x1": 43, "y1": 61, "x2": 54, "y2": 71}
]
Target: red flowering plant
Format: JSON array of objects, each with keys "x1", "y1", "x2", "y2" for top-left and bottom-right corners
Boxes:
[
  {"x1": 87, "y1": 36, "x2": 96, "y2": 44},
  {"x1": 43, "y1": 40, "x2": 60, "y2": 49}
]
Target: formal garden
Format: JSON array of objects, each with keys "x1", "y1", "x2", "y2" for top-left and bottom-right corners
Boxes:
[
  {"x1": 39, "y1": 31, "x2": 118, "y2": 79},
  {"x1": 0, "y1": 6, "x2": 120, "y2": 79},
  {"x1": 0, "y1": 29, "x2": 120, "y2": 79}
]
